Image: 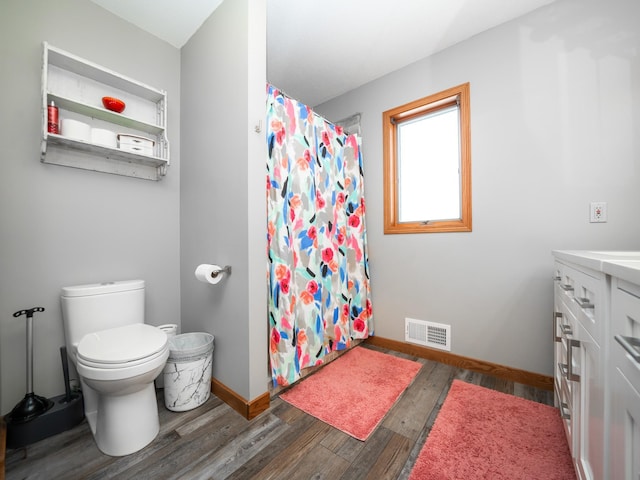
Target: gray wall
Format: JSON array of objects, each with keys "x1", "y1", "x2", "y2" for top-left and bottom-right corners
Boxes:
[
  {"x1": 2, "y1": 0, "x2": 635, "y2": 417},
  {"x1": 180, "y1": 0, "x2": 267, "y2": 401},
  {"x1": 316, "y1": 0, "x2": 640, "y2": 376},
  {"x1": 0, "y1": 0, "x2": 181, "y2": 414}
]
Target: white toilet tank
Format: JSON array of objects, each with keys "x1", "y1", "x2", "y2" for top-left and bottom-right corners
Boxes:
[{"x1": 61, "y1": 279, "x2": 145, "y2": 351}]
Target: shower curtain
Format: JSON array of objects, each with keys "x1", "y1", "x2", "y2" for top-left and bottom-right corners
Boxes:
[{"x1": 266, "y1": 85, "x2": 373, "y2": 387}]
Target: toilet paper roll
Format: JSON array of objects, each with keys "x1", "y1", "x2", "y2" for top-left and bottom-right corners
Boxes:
[
  {"x1": 195, "y1": 264, "x2": 224, "y2": 284},
  {"x1": 91, "y1": 128, "x2": 117, "y2": 148},
  {"x1": 61, "y1": 118, "x2": 91, "y2": 142}
]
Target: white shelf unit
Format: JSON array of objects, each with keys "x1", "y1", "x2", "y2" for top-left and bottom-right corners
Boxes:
[{"x1": 41, "y1": 42, "x2": 170, "y2": 181}]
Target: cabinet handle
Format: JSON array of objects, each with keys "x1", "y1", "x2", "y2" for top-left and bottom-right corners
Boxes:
[
  {"x1": 553, "y1": 275, "x2": 562, "y2": 281},
  {"x1": 560, "y1": 284, "x2": 574, "y2": 292},
  {"x1": 615, "y1": 335, "x2": 640, "y2": 363},
  {"x1": 560, "y1": 324, "x2": 573, "y2": 336},
  {"x1": 567, "y1": 339, "x2": 580, "y2": 382},
  {"x1": 553, "y1": 312, "x2": 562, "y2": 342},
  {"x1": 575, "y1": 297, "x2": 594, "y2": 309},
  {"x1": 559, "y1": 401, "x2": 571, "y2": 420}
]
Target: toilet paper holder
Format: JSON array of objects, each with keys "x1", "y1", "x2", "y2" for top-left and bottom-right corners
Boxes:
[{"x1": 210, "y1": 265, "x2": 232, "y2": 279}]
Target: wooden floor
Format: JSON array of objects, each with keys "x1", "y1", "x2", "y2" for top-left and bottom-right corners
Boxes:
[{"x1": 5, "y1": 345, "x2": 554, "y2": 480}]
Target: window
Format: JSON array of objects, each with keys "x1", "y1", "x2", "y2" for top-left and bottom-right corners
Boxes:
[{"x1": 383, "y1": 83, "x2": 472, "y2": 234}]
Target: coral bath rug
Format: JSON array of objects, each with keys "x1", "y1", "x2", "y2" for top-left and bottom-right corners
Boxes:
[
  {"x1": 279, "y1": 347, "x2": 422, "y2": 441},
  {"x1": 409, "y1": 380, "x2": 576, "y2": 480}
]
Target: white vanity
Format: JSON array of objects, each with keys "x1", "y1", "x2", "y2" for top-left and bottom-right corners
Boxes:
[{"x1": 552, "y1": 251, "x2": 640, "y2": 480}]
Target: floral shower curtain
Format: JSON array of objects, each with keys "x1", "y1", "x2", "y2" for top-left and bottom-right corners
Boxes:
[{"x1": 266, "y1": 84, "x2": 373, "y2": 387}]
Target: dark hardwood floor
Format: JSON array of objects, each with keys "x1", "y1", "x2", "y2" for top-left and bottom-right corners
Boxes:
[{"x1": 5, "y1": 345, "x2": 554, "y2": 479}]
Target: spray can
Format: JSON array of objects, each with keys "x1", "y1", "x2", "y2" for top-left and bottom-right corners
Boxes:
[{"x1": 47, "y1": 101, "x2": 59, "y2": 134}]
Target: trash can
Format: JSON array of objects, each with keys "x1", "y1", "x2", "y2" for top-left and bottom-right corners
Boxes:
[
  {"x1": 163, "y1": 332, "x2": 214, "y2": 412},
  {"x1": 155, "y1": 324, "x2": 178, "y2": 389}
]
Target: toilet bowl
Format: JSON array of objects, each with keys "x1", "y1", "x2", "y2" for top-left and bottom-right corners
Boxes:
[
  {"x1": 75, "y1": 323, "x2": 169, "y2": 457},
  {"x1": 60, "y1": 280, "x2": 169, "y2": 457}
]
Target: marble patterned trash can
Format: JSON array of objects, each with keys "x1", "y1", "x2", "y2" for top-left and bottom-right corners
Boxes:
[{"x1": 163, "y1": 333, "x2": 214, "y2": 412}]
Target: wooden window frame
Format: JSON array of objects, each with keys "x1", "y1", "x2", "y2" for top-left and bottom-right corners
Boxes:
[{"x1": 383, "y1": 83, "x2": 472, "y2": 234}]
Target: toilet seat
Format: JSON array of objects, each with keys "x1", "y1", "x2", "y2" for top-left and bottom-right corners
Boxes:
[
  {"x1": 77, "y1": 323, "x2": 168, "y2": 368},
  {"x1": 78, "y1": 348, "x2": 168, "y2": 369},
  {"x1": 77, "y1": 347, "x2": 169, "y2": 383}
]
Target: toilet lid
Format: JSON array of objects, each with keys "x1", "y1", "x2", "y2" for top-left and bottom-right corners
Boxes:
[{"x1": 77, "y1": 324, "x2": 167, "y2": 365}]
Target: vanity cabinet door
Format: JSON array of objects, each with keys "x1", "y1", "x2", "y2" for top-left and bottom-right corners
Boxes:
[
  {"x1": 610, "y1": 368, "x2": 640, "y2": 480},
  {"x1": 610, "y1": 280, "x2": 640, "y2": 480},
  {"x1": 554, "y1": 302, "x2": 576, "y2": 453},
  {"x1": 572, "y1": 320, "x2": 604, "y2": 480}
]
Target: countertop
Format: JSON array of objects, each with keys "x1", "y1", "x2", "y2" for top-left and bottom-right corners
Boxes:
[{"x1": 553, "y1": 250, "x2": 640, "y2": 285}]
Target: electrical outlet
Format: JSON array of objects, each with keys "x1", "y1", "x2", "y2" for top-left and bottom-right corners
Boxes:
[{"x1": 590, "y1": 202, "x2": 607, "y2": 223}]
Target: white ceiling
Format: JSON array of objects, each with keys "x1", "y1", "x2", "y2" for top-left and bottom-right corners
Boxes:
[
  {"x1": 90, "y1": 0, "x2": 224, "y2": 48},
  {"x1": 90, "y1": 0, "x2": 557, "y2": 106}
]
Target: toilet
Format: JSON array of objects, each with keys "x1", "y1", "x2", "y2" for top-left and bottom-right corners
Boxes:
[{"x1": 61, "y1": 279, "x2": 169, "y2": 456}]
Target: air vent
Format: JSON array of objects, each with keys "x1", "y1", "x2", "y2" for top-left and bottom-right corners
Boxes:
[{"x1": 405, "y1": 318, "x2": 451, "y2": 351}]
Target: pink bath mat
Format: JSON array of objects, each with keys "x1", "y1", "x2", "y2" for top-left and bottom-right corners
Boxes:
[
  {"x1": 280, "y1": 346, "x2": 422, "y2": 441},
  {"x1": 409, "y1": 380, "x2": 576, "y2": 479}
]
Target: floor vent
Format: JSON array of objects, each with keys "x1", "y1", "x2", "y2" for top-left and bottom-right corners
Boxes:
[{"x1": 405, "y1": 318, "x2": 451, "y2": 351}]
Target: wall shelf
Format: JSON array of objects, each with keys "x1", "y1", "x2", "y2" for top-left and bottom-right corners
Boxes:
[
  {"x1": 47, "y1": 93, "x2": 165, "y2": 135},
  {"x1": 41, "y1": 42, "x2": 170, "y2": 181}
]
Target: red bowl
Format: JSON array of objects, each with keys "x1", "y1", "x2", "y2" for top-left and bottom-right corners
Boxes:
[{"x1": 102, "y1": 96, "x2": 126, "y2": 113}]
